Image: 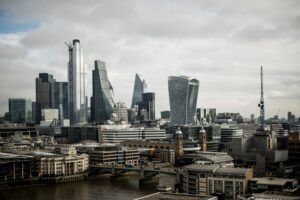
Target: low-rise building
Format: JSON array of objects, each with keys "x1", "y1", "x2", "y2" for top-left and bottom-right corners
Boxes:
[
  {"x1": 248, "y1": 177, "x2": 298, "y2": 193},
  {"x1": 182, "y1": 164, "x2": 253, "y2": 200}
]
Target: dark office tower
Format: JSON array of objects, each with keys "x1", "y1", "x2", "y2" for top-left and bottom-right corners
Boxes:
[
  {"x1": 91, "y1": 60, "x2": 115, "y2": 123},
  {"x1": 32, "y1": 102, "x2": 36, "y2": 123},
  {"x1": 35, "y1": 73, "x2": 55, "y2": 124},
  {"x1": 9, "y1": 98, "x2": 32, "y2": 123},
  {"x1": 131, "y1": 73, "x2": 147, "y2": 108},
  {"x1": 66, "y1": 39, "x2": 87, "y2": 124},
  {"x1": 54, "y1": 82, "x2": 69, "y2": 120},
  {"x1": 140, "y1": 92, "x2": 155, "y2": 121},
  {"x1": 168, "y1": 76, "x2": 199, "y2": 125}
]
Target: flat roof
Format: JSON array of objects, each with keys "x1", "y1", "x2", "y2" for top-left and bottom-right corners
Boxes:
[
  {"x1": 250, "y1": 177, "x2": 297, "y2": 186},
  {"x1": 134, "y1": 192, "x2": 216, "y2": 200},
  {"x1": 184, "y1": 164, "x2": 219, "y2": 173}
]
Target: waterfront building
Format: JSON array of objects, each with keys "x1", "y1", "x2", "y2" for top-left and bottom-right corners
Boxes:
[
  {"x1": 113, "y1": 102, "x2": 128, "y2": 123},
  {"x1": 159, "y1": 149, "x2": 175, "y2": 164},
  {"x1": 248, "y1": 177, "x2": 298, "y2": 193},
  {"x1": 54, "y1": 81, "x2": 69, "y2": 120},
  {"x1": 131, "y1": 73, "x2": 147, "y2": 108},
  {"x1": 134, "y1": 192, "x2": 217, "y2": 200},
  {"x1": 36, "y1": 73, "x2": 55, "y2": 124},
  {"x1": 168, "y1": 76, "x2": 199, "y2": 125},
  {"x1": 91, "y1": 60, "x2": 115, "y2": 123},
  {"x1": 88, "y1": 144, "x2": 139, "y2": 166},
  {"x1": 0, "y1": 152, "x2": 33, "y2": 184},
  {"x1": 182, "y1": 164, "x2": 253, "y2": 199},
  {"x1": 9, "y1": 98, "x2": 32, "y2": 123},
  {"x1": 67, "y1": 39, "x2": 87, "y2": 124},
  {"x1": 34, "y1": 152, "x2": 88, "y2": 177}
]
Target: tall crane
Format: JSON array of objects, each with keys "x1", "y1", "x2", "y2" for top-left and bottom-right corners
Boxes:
[{"x1": 258, "y1": 66, "x2": 265, "y2": 131}]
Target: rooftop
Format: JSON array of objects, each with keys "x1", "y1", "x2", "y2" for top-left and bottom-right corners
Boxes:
[
  {"x1": 134, "y1": 192, "x2": 216, "y2": 200},
  {"x1": 250, "y1": 177, "x2": 297, "y2": 186}
]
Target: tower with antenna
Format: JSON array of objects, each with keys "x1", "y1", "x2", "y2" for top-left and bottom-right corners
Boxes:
[{"x1": 258, "y1": 66, "x2": 265, "y2": 131}]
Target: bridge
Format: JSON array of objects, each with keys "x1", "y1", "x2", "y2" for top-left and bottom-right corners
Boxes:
[{"x1": 90, "y1": 164, "x2": 176, "y2": 183}]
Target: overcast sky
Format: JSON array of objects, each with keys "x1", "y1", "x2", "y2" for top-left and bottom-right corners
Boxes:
[{"x1": 0, "y1": 0, "x2": 299, "y2": 119}]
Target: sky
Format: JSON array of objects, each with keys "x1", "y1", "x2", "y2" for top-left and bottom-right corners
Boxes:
[{"x1": 0, "y1": 0, "x2": 299, "y2": 119}]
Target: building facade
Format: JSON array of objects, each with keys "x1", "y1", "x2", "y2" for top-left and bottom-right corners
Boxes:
[
  {"x1": 168, "y1": 76, "x2": 199, "y2": 125},
  {"x1": 9, "y1": 98, "x2": 32, "y2": 123},
  {"x1": 113, "y1": 102, "x2": 128, "y2": 123},
  {"x1": 67, "y1": 39, "x2": 87, "y2": 124},
  {"x1": 139, "y1": 92, "x2": 155, "y2": 121},
  {"x1": 131, "y1": 73, "x2": 147, "y2": 108},
  {"x1": 91, "y1": 60, "x2": 115, "y2": 123},
  {"x1": 54, "y1": 81, "x2": 69, "y2": 120}
]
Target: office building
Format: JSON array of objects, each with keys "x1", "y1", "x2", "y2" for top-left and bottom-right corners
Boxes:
[
  {"x1": 67, "y1": 39, "x2": 87, "y2": 124},
  {"x1": 131, "y1": 73, "x2": 147, "y2": 108},
  {"x1": 182, "y1": 164, "x2": 253, "y2": 199},
  {"x1": 138, "y1": 92, "x2": 155, "y2": 121},
  {"x1": 91, "y1": 60, "x2": 115, "y2": 123},
  {"x1": 54, "y1": 81, "x2": 69, "y2": 120},
  {"x1": 9, "y1": 98, "x2": 32, "y2": 123},
  {"x1": 35, "y1": 73, "x2": 55, "y2": 124},
  {"x1": 161, "y1": 111, "x2": 170, "y2": 119},
  {"x1": 168, "y1": 76, "x2": 199, "y2": 125},
  {"x1": 196, "y1": 108, "x2": 217, "y2": 123},
  {"x1": 134, "y1": 192, "x2": 217, "y2": 200},
  {"x1": 61, "y1": 126, "x2": 102, "y2": 143},
  {"x1": 88, "y1": 144, "x2": 139, "y2": 166},
  {"x1": 220, "y1": 124, "x2": 243, "y2": 149},
  {"x1": 113, "y1": 102, "x2": 128, "y2": 122}
]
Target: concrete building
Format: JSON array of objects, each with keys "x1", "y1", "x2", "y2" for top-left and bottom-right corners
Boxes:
[
  {"x1": 159, "y1": 149, "x2": 175, "y2": 164},
  {"x1": 113, "y1": 102, "x2": 128, "y2": 123},
  {"x1": 231, "y1": 130, "x2": 288, "y2": 177},
  {"x1": 9, "y1": 98, "x2": 32, "y2": 123},
  {"x1": 196, "y1": 108, "x2": 217, "y2": 124},
  {"x1": 248, "y1": 177, "x2": 298, "y2": 193},
  {"x1": 220, "y1": 125, "x2": 243, "y2": 150},
  {"x1": 182, "y1": 164, "x2": 253, "y2": 199},
  {"x1": 88, "y1": 144, "x2": 139, "y2": 166},
  {"x1": 34, "y1": 151, "x2": 88, "y2": 177},
  {"x1": 134, "y1": 192, "x2": 217, "y2": 200},
  {"x1": 0, "y1": 152, "x2": 33, "y2": 184}
]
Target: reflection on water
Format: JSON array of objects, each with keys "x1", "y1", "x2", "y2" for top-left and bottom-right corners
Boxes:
[{"x1": 0, "y1": 174, "x2": 176, "y2": 200}]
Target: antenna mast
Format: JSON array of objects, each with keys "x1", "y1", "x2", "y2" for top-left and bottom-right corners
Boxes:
[{"x1": 258, "y1": 66, "x2": 265, "y2": 131}]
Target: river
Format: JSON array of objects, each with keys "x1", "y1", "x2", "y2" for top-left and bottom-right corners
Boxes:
[{"x1": 0, "y1": 174, "x2": 176, "y2": 200}]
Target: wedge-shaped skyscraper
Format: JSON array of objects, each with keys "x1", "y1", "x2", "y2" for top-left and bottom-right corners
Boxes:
[
  {"x1": 168, "y1": 76, "x2": 199, "y2": 125},
  {"x1": 131, "y1": 73, "x2": 147, "y2": 108},
  {"x1": 91, "y1": 60, "x2": 115, "y2": 123},
  {"x1": 67, "y1": 39, "x2": 87, "y2": 124}
]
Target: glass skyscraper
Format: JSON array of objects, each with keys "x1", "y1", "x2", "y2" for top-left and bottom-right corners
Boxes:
[
  {"x1": 9, "y1": 98, "x2": 32, "y2": 123},
  {"x1": 54, "y1": 81, "x2": 69, "y2": 120},
  {"x1": 91, "y1": 60, "x2": 115, "y2": 123},
  {"x1": 168, "y1": 76, "x2": 199, "y2": 125},
  {"x1": 35, "y1": 73, "x2": 55, "y2": 124},
  {"x1": 131, "y1": 73, "x2": 147, "y2": 108},
  {"x1": 67, "y1": 39, "x2": 87, "y2": 124}
]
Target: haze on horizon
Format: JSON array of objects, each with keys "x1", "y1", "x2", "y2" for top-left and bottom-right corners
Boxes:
[{"x1": 0, "y1": 0, "x2": 299, "y2": 119}]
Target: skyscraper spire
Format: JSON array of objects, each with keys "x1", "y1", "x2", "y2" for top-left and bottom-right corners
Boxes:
[{"x1": 258, "y1": 66, "x2": 265, "y2": 131}]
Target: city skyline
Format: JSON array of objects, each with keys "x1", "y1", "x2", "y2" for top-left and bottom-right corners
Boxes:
[{"x1": 0, "y1": 0, "x2": 300, "y2": 118}]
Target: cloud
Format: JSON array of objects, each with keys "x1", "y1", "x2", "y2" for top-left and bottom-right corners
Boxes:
[{"x1": 0, "y1": 0, "x2": 299, "y2": 119}]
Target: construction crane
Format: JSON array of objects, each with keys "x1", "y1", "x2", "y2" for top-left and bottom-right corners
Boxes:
[{"x1": 258, "y1": 66, "x2": 265, "y2": 131}]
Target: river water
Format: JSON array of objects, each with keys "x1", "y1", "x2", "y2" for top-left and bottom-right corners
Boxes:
[{"x1": 0, "y1": 174, "x2": 176, "y2": 200}]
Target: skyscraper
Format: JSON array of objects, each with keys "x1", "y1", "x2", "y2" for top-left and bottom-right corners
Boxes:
[
  {"x1": 54, "y1": 81, "x2": 69, "y2": 120},
  {"x1": 9, "y1": 98, "x2": 32, "y2": 123},
  {"x1": 131, "y1": 73, "x2": 147, "y2": 108},
  {"x1": 139, "y1": 92, "x2": 155, "y2": 121},
  {"x1": 35, "y1": 73, "x2": 55, "y2": 124},
  {"x1": 67, "y1": 39, "x2": 87, "y2": 124},
  {"x1": 168, "y1": 76, "x2": 199, "y2": 125},
  {"x1": 91, "y1": 60, "x2": 115, "y2": 123}
]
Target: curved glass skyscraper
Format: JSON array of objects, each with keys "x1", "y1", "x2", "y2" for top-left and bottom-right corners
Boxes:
[
  {"x1": 91, "y1": 60, "x2": 115, "y2": 123},
  {"x1": 67, "y1": 39, "x2": 87, "y2": 124},
  {"x1": 168, "y1": 76, "x2": 199, "y2": 125},
  {"x1": 131, "y1": 73, "x2": 147, "y2": 108}
]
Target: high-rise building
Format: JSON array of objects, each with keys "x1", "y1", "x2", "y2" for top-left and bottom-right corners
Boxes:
[
  {"x1": 139, "y1": 92, "x2": 155, "y2": 121},
  {"x1": 67, "y1": 39, "x2": 87, "y2": 124},
  {"x1": 113, "y1": 102, "x2": 128, "y2": 122},
  {"x1": 54, "y1": 82, "x2": 69, "y2": 120},
  {"x1": 131, "y1": 73, "x2": 147, "y2": 108},
  {"x1": 91, "y1": 60, "x2": 115, "y2": 123},
  {"x1": 168, "y1": 76, "x2": 199, "y2": 125},
  {"x1": 35, "y1": 73, "x2": 55, "y2": 124},
  {"x1": 9, "y1": 98, "x2": 32, "y2": 123}
]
